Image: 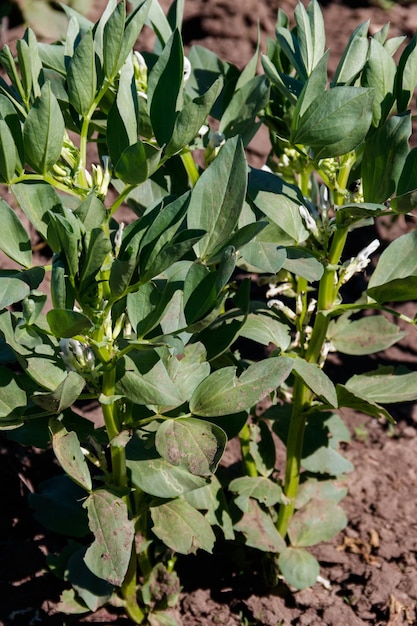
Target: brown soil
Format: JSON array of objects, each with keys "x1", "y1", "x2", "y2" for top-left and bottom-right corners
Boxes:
[{"x1": 1, "y1": 1, "x2": 417, "y2": 625}]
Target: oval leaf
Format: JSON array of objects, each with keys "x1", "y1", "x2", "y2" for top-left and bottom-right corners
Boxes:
[
  {"x1": 84, "y1": 489, "x2": 134, "y2": 586},
  {"x1": 150, "y1": 498, "x2": 215, "y2": 554},
  {"x1": 155, "y1": 417, "x2": 226, "y2": 477},
  {"x1": 190, "y1": 357, "x2": 293, "y2": 417}
]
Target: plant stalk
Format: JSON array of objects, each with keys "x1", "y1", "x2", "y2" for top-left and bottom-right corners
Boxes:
[{"x1": 239, "y1": 422, "x2": 258, "y2": 477}]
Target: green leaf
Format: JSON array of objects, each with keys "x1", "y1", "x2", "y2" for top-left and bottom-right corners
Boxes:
[
  {"x1": 67, "y1": 30, "x2": 97, "y2": 116},
  {"x1": 188, "y1": 136, "x2": 247, "y2": 258},
  {"x1": 362, "y1": 113, "x2": 411, "y2": 204},
  {"x1": 75, "y1": 193, "x2": 107, "y2": 230},
  {"x1": 261, "y1": 55, "x2": 300, "y2": 105},
  {"x1": 292, "y1": 86, "x2": 374, "y2": 158},
  {"x1": 345, "y1": 366, "x2": 417, "y2": 404},
  {"x1": 248, "y1": 421, "x2": 276, "y2": 478},
  {"x1": 148, "y1": 29, "x2": 184, "y2": 146},
  {"x1": 247, "y1": 168, "x2": 308, "y2": 244},
  {"x1": 0, "y1": 94, "x2": 24, "y2": 174},
  {"x1": 116, "y1": 350, "x2": 183, "y2": 409},
  {"x1": 23, "y1": 82, "x2": 65, "y2": 175},
  {"x1": 240, "y1": 241, "x2": 287, "y2": 274},
  {"x1": 49, "y1": 419, "x2": 92, "y2": 492},
  {"x1": 291, "y1": 358, "x2": 337, "y2": 407},
  {"x1": 367, "y1": 230, "x2": 417, "y2": 302},
  {"x1": 0, "y1": 119, "x2": 17, "y2": 183},
  {"x1": 190, "y1": 357, "x2": 293, "y2": 417},
  {"x1": 166, "y1": 78, "x2": 223, "y2": 155},
  {"x1": 84, "y1": 489, "x2": 134, "y2": 586},
  {"x1": 127, "y1": 454, "x2": 207, "y2": 497},
  {"x1": 0, "y1": 197, "x2": 32, "y2": 267},
  {"x1": 289, "y1": 500, "x2": 347, "y2": 547},
  {"x1": 396, "y1": 33, "x2": 417, "y2": 113},
  {"x1": 283, "y1": 247, "x2": 324, "y2": 281},
  {"x1": 79, "y1": 228, "x2": 112, "y2": 292},
  {"x1": 29, "y1": 475, "x2": 89, "y2": 538},
  {"x1": 32, "y1": 371, "x2": 86, "y2": 414},
  {"x1": 0, "y1": 276, "x2": 30, "y2": 308},
  {"x1": 295, "y1": 478, "x2": 347, "y2": 509},
  {"x1": 12, "y1": 181, "x2": 63, "y2": 240},
  {"x1": 276, "y1": 25, "x2": 307, "y2": 80},
  {"x1": 361, "y1": 38, "x2": 396, "y2": 126},
  {"x1": 166, "y1": 342, "x2": 210, "y2": 400},
  {"x1": 66, "y1": 547, "x2": 114, "y2": 612},
  {"x1": 278, "y1": 547, "x2": 319, "y2": 589},
  {"x1": 150, "y1": 498, "x2": 215, "y2": 554},
  {"x1": 0, "y1": 366, "x2": 26, "y2": 427},
  {"x1": 336, "y1": 384, "x2": 393, "y2": 421},
  {"x1": 47, "y1": 309, "x2": 92, "y2": 338},
  {"x1": 115, "y1": 141, "x2": 161, "y2": 185},
  {"x1": 331, "y1": 21, "x2": 369, "y2": 86},
  {"x1": 294, "y1": 0, "x2": 325, "y2": 76},
  {"x1": 219, "y1": 75, "x2": 269, "y2": 144},
  {"x1": 397, "y1": 146, "x2": 417, "y2": 197},
  {"x1": 292, "y1": 52, "x2": 328, "y2": 125},
  {"x1": 107, "y1": 55, "x2": 139, "y2": 165},
  {"x1": 234, "y1": 498, "x2": 286, "y2": 553},
  {"x1": 328, "y1": 314, "x2": 405, "y2": 355},
  {"x1": 240, "y1": 311, "x2": 291, "y2": 350},
  {"x1": 183, "y1": 475, "x2": 235, "y2": 540},
  {"x1": 229, "y1": 476, "x2": 283, "y2": 513},
  {"x1": 102, "y1": 0, "x2": 150, "y2": 81},
  {"x1": 155, "y1": 417, "x2": 226, "y2": 477}
]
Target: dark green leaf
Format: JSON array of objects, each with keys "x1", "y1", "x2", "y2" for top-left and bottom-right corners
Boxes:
[
  {"x1": 331, "y1": 21, "x2": 369, "y2": 86},
  {"x1": 361, "y1": 38, "x2": 395, "y2": 126},
  {"x1": 148, "y1": 29, "x2": 183, "y2": 146},
  {"x1": 292, "y1": 86, "x2": 374, "y2": 158},
  {"x1": 47, "y1": 309, "x2": 92, "y2": 338},
  {"x1": 12, "y1": 181, "x2": 63, "y2": 240},
  {"x1": 0, "y1": 197, "x2": 32, "y2": 267},
  {"x1": 23, "y1": 82, "x2": 65, "y2": 175},
  {"x1": 67, "y1": 30, "x2": 97, "y2": 116},
  {"x1": 188, "y1": 136, "x2": 247, "y2": 258},
  {"x1": 166, "y1": 78, "x2": 223, "y2": 155},
  {"x1": 29, "y1": 475, "x2": 89, "y2": 537},
  {"x1": 362, "y1": 113, "x2": 411, "y2": 203}
]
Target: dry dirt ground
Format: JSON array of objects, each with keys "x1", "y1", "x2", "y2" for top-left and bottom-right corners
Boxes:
[{"x1": 1, "y1": 1, "x2": 417, "y2": 625}]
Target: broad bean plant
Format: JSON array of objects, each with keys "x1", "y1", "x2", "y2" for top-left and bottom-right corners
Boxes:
[{"x1": 1, "y1": 0, "x2": 417, "y2": 622}]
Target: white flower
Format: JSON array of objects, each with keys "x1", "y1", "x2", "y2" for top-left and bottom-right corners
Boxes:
[
  {"x1": 299, "y1": 204, "x2": 321, "y2": 241},
  {"x1": 183, "y1": 56, "x2": 191, "y2": 82},
  {"x1": 340, "y1": 238, "x2": 380, "y2": 284}
]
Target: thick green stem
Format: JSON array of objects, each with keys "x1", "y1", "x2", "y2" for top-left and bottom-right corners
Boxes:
[
  {"x1": 276, "y1": 380, "x2": 311, "y2": 537},
  {"x1": 121, "y1": 547, "x2": 145, "y2": 624},
  {"x1": 102, "y1": 367, "x2": 127, "y2": 488},
  {"x1": 239, "y1": 422, "x2": 258, "y2": 477},
  {"x1": 277, "y1": 211, "x2": 351, "y2": 538},
  {"x1": 181, "y1": 150, "x2": 200, "y2": 187}
]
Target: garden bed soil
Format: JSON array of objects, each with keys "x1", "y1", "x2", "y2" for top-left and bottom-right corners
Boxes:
[{"x1": 1, "y1": 0, "x2": 417, "y2": 624}]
